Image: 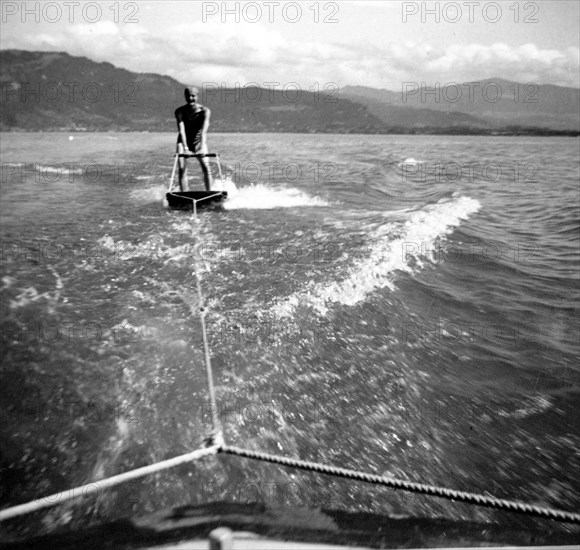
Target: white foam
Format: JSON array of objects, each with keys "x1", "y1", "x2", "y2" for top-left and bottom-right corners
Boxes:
[
  {"x1": 3, "y1": 163, "x2": 82, "y2": 175},
  {"x1": 211, "y1": 175, "x2": 238, "y2": 195},
  {"x1": 128, "y1": 185, "x2": 164, "y2": 203},
  {"x1": 1, "y1": 276, "x2": 16, "y2": 290},
  {"x1": 398, "y1": 158, "x2": 426, "y2": 167},
  {"x1": 8, "y1": 267, "x2": 63, "y2": 313},
  {"x1": 223, "y1": 182, "x2": 328, "y2": 210},
  {"x1": 128, "y1": 177, "x2": 327, "y2": 211},
  {"x1": 38, "y1": 165, "x2": 83, "y2": 175},
  {"x1": 495, "y1": 396, "x2": 552, "y2": 420},
  {"x1": 272, "y1": 195, "x2": 481, "y2": 317}
]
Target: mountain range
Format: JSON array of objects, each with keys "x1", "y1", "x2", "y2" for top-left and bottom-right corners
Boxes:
[
  {"x1": 341, "y1": 80, "x2": 580, "y2": 131},
  {"x1": 1, "y1": 50, "x2": 578, "y2": 135}
]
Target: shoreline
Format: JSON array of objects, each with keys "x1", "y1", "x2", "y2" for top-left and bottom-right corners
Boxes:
[{"x1": 1, "y1": 129, "x2": 579, "y2": 137}]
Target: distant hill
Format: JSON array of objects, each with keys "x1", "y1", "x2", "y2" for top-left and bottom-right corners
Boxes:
[
  {"x1": 337, "y1": 88, "x2": 488, "y2": 129},
  {"x1": 0, "y1": 50, "x2": 387, "y2": 133},
  {"x1": 1, "y1": 50, "x2": 578, "y2": 134},
  {"x1": 341, "y1": 79, "x2": 580, "y2": 131}
]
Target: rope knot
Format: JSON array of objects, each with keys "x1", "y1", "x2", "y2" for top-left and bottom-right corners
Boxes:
[{"x1": 204, "y1": 430, "x2": 224, "y2": 449}]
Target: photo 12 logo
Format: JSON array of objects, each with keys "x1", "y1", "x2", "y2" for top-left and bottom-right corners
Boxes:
[
  {"x1": 201, "y1": 82, "x2": 339, "y2": 104},
  {"x1": 1, "y1": 161, "x2": 138, "y2": 184},
  {"x1": 1, "y1": 320, "x2": 141, "y2": 345},
  {"x1": 2, "y1": 400, "x2": 141, "y2": 424},
  {"x1": 400, "y1": 160, "x2": 540, "y2": 184},
  {"x1": 196, "y1": 240, "x2": 343, "y2": 264},
  {"x1": 201, "y1": 2, "x2": 340, "y2": 23},
  {"x1": 1, "y1": 81, "x2": 140, "y2": 104},
  {"x1": 401, "y1": 320, "x2": 541, "y2": 345},
  {"x1": 401, "y1": 2, "x2": 539, "y2": 23},
  {"x1": 401, "y1": 81, "x2": 539, "y2": 104},
  {"x1": 1, "y1": 2, "x2": 140, "y2": 24},
  {"x1": 201, "y1": 478, "x2": 340, "y2": 507},
  {"x1": 200, "y1": 400, "x2": 339, "y2": 427},
  {"x1": 401, "y1": 241, "x2": 541, "y2": 265},
  {"x1": 207, "y1": 318, "x2": 328, "y2": 345},
  {"x1": 224, "y1": 160, "x2": 339, "y2": 185}
]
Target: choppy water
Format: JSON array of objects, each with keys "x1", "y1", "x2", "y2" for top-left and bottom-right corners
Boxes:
[{"x1": 1, "y1": 132, "x2": 578, "y2": 536}]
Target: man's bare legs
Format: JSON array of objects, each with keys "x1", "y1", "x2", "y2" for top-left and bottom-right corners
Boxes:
[
  {"x1": 175, "y1": 142, "x2": 212, "y2": 191},
  {"x1": 176, "y1": 141, "x2": 186, "y2": 191},
  {"x1": 197, "y1": 156, "x2": 213, "y2": 191}
]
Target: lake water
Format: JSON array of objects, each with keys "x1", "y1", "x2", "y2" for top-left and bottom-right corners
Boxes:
[{"x1": 1, "y1": 132, "x2": 578, "y2": 536}]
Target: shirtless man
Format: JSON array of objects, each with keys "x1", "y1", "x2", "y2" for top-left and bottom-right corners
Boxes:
[{"x1": 174, "y1": 86, "x2": 213, "y2": 191}]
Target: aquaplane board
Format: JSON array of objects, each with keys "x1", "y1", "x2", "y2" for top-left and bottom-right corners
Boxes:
[{"x1": 166, "y1": 190, "x2": 228, "y2": 210}]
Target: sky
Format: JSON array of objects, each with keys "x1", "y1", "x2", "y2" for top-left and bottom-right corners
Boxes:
[{"x1": 1, "y1": 0, "x2": 579, "y2": 90}]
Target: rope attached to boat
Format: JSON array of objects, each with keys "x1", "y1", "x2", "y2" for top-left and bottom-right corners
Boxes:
[
  {"x1": 3, "y1": 438, "x2": 578, "y2": 524},
  {"x1": 191, "y1": 230, "x2": 223, "y2": 446},
  {"x1": 220, "y1": 445, "x2": 580, "y2": 524},
  {"x1": 0, "y1": 446, "x2": 219, "y2": 521}
]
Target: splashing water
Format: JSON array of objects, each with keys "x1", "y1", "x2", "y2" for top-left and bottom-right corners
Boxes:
[
  {"x1": 221, "y1": 182, "x2": 329, "y2": 210},
  {"x1": 129, "y1": 177, "x2": 326, "y2": 211},
  {"x1": 272, "y1": 195, "x2": 481, "y2": 317}
]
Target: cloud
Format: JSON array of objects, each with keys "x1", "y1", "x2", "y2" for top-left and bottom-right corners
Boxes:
[
  {"x1": 3, "y1": 21, "x2": 579, "y2": 89},
  {"x1": 419, "y1": 42, "x2": 579, "y2": 87}
]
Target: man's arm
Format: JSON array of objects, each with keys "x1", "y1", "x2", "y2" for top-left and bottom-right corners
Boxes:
[
  {"x1": 178, "y1": 121, "x2": 190, "y2": 152},
  {"x1": 175, "y1": 108, "x2": 190, "y2": 152},
  {"x1": 199, "y1": 107, "x2": 211, "y2": 154}
]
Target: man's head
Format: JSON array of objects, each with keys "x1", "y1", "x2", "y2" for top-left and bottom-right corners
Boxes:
[{"x1": 184, "y1": 86, "x2": 199, "y2": 104}]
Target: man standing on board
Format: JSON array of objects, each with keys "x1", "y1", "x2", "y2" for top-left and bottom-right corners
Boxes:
[{"x1": 174, "y1": 86, "x2": 213, "y2": 191}]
